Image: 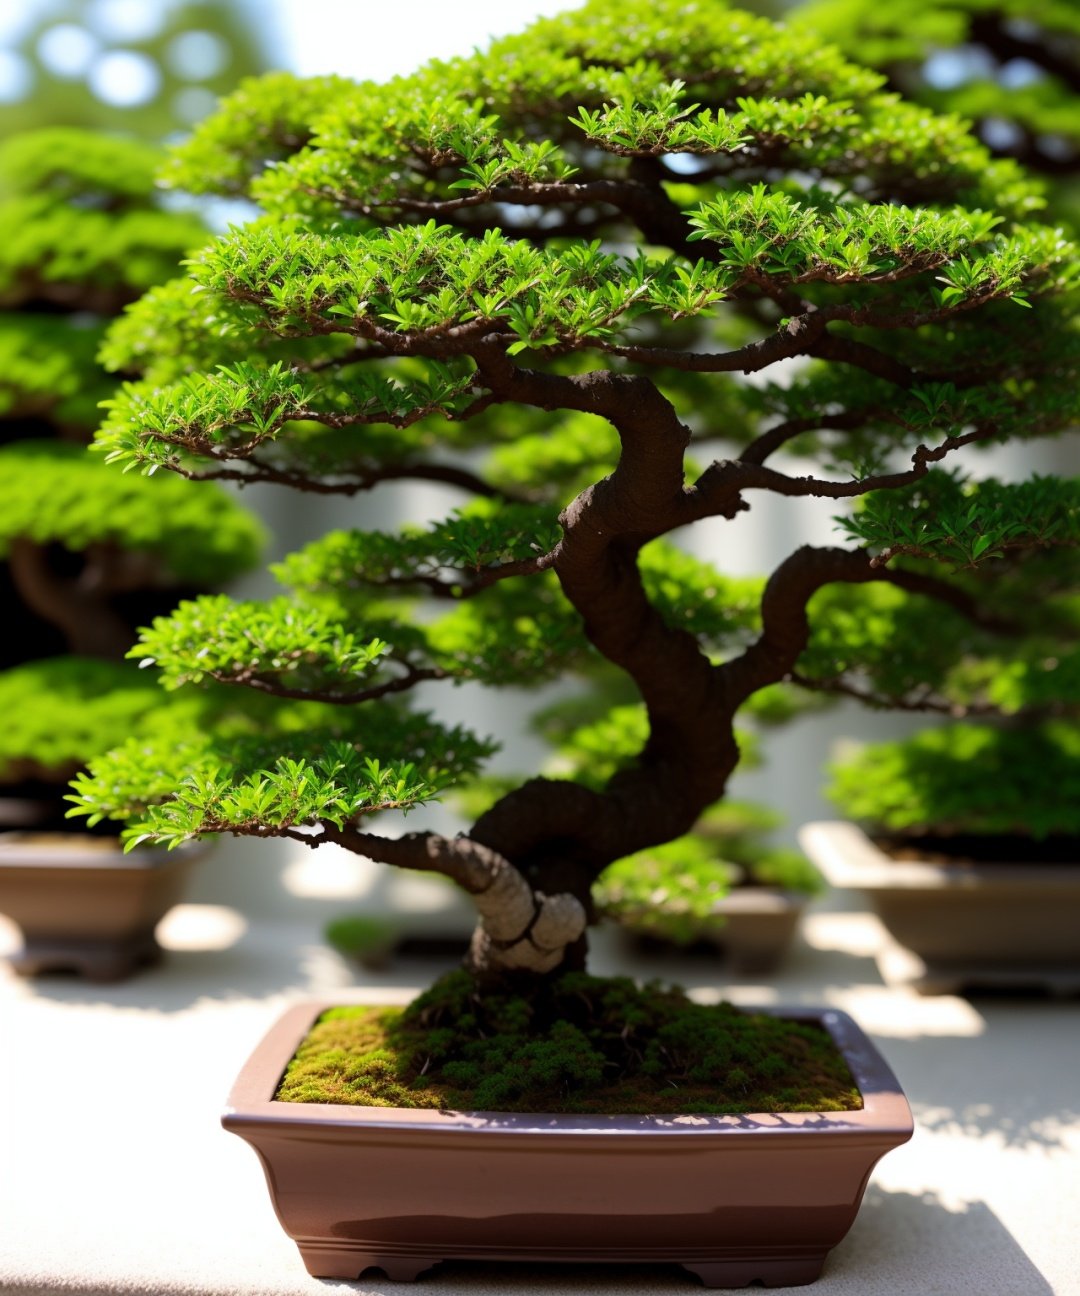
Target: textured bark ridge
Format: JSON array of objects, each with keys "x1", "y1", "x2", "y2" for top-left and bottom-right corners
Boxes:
[{"x1": 316, "y1": 827, "x2": 587, "y2": 975}]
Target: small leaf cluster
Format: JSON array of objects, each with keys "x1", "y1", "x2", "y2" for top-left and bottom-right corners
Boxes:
[
  {"x1": 840, "y1": 471, "x2": 1080, "y2": 568},
  {"x1": 131, "y1": 595, "x2": 392, "y2": 693},
  {"x1": 436, "y1": 108, "x2": 579, "y2": 194},
  {"x1": 595, "y1": 807, "x2": 822, "y2": 946},
  {"x1": 99, "y1": 274, "x2": 357, "y2": 387},
  {"x1": 100, "y1": 355, "x2": 483, "y2": 473},
  {"x1": 277, "y1": 500, "x2": 562, "y2": 591},
  {"x1": 569, "y1": 79, "x2": 754, "y2": 156},
  {"x1": 193, "y1": 219, "x2": 673, "y2": 351},
  {"x1": 157, "y1": 71, "x2": 354, "y2": 196},
  {"x1": 68, "y1": 705, "x2": 496, "y2": 849}
]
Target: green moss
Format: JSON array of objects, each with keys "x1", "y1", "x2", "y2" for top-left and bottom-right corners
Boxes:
[{"x1": 275, "y1": 972, "x2": 861, "y2": 1115}]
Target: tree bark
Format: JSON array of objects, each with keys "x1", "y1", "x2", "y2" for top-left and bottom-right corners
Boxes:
[{"x1": 8, "y1": 539, "x2": 134, "y2": 659}]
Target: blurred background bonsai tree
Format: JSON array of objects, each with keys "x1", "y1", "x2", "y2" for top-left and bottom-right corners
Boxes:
[
  {"x1": 790, "y1": 2, "x2": 1080, "y2": 219},
  {"x1": 0, "y1": 0, "x2": 271, "y2": 835},
  {"x1": 0, "y1": 127, "x2": 265, "y2": 830},
  {"x1": 786, "y1": 0, "x2": 1080, "y2": 852},
  {"x1": 68, "y1": 0, "x2": 1079, "y2": 990}
]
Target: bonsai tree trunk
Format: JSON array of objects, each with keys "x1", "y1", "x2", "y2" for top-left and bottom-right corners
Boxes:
[{"x1": 7, "y1": 538, "x2": 134, "y2": 660}]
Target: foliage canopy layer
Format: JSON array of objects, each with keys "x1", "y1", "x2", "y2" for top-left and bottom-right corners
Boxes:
[
  {"x1": 0, "y1": 128, "x2": 262, "y2": 799},
  {"x1": 72, "y1": 0, "x2": 1080, "y2": 978}
]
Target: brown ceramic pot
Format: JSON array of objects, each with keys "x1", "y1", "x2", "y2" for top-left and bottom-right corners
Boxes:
[
  {"x1": 0, "y1": 832, "x2": 201, "y2": 980},
  {"x1": 800, "y1": 821, "x2": 1080, "y2": 992},
  {"x1": 223, "y1": 1000, "x2": 912, "y2": 1288}
]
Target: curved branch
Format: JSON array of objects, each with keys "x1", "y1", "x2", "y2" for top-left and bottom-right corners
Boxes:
[
  {"x1": 721, "y1": 533, "x2": 1018, "y2": 709},
  {"x1": 303, "y1": 823, "x2": 587, "y2": 974},
  {"x1": 738, "y1": 410, "x2": 888, "y2": 466},
  {"x1": 203, "y1": 660, "x2": 448, "y2": 704},
  {"x1": 879, "y1": 567, "x2": 1020, "y2": 634},
  {"x1": 599, "y1": 307, "x2": 833, "y2": 373},
  {"x1": 786, "y1": 671, "x2": 1001, "y2": 716},
  {"x1": 8, "y1": 538, "x2": 134, "y2": 659},
  {"x1": 170, "y1": 455, "x2": 520, "y2": 500},
  {"x1": 310, "y1": 170, "x2": 706, "y2": 261},
  {"x1": 688, "y1": 425, "x2": 996, "y2": 523}
]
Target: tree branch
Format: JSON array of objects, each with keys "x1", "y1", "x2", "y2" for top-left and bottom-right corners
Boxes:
[
  {"x1": 171, "y1": 455, "x2": 520, "y2": 500},
  {"x1": 302, "y1": 824, "x2": 587, "y2": 973},
  {"x1": 738, "y1": 410, "x2": 887, "y2": 466},
  {"x1": 203, "y1": 660, "x2": 448, "y2": 704},
  {"x1": 8, "y1": 538, "x2": 133, "y2": 659},
  {"x1": 687, "y1": 425, "x2": 996, "y2": 523}
]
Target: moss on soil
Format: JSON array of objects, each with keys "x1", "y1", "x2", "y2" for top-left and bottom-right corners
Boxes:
[{"x1": 275, "y1": 971, "x2": 862, "y2": 1114}]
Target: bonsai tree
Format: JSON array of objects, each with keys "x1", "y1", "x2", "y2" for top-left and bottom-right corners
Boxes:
[
  {"x1": 782, "y1": 0, "x2": 1080, "y2": 852},
  {"x1": 72, "y1": 0, "x2": 1079, "y2": 995},
  {"x1": 0, "y1": 128, "x2": 264, "y2": 827},
  {"x1": 790, "y1": 0, "x2": 1080, "y2": 219}
]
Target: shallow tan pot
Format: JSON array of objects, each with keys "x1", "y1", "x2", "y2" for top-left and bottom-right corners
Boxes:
[
  {"x1": 799, "y1": 821, "x2": 1080, "y2": 993},
  {"x1": 0, "y1": 832, "x2": 201, "y2": 981},
  {"x1": 223, "y1": 1000, "x2": 912, "y2": 1288},
  {"x1": 616, "y1": 887, "x2": 807, "y2": 974}
]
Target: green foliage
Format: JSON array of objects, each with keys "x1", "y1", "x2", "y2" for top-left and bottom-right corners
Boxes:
[
  {"x1": 828, "y1": 723, "x2": 1080, "y2": 838},
  {"x1": 0, "y1": 129, "x2": 206, "y2": 308},
  {"x1": 792, "y1": 0, "x2": 1080, "y2": 215},
  {"x1": 0, "y1": 314, "x2": 108, "y2": 431},
  {"x1": 277, "y1": 500, "x2": 562, "y2": 591},
  {"x1": 68, "y1": 704, "x2": 495, "y2": 849},
  {"x1": 595, "y1": 811, "x2": 823, "y2": 946},
  {"x1": 0, "y1": 118, "x2": 271, "y2": 854},
  {"x1": 158, "y1": 71, "x2": 352, "y2": 194},
  {"x1": 98, "y1": 355, "x2": 484, "y2": 473},
  {"x1": 132, "y1": 595, "x2": 392, "y2": 692},
  {"x1": 70, "y1": 0, "x2": 1080, "y2": 903},
  {"x1": 0, "y1": 659, "x2": 168, "y2": 781},
  {"x1": 0, "y1": 442, "x2": 264, "y2": 584},
  {"x1": 800, "y1": 569, "x2": 1080, "y2": 717},
  {"x1": 275, "y1": 971, "x2": 860, "y2": 1113},
  {"x1": 839, "y1": 471, "x2": 1080, "y2": 568}
]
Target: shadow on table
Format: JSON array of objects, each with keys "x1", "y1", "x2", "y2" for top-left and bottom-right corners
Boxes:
[
  {"x1": 836, "y1": 1185, "x2": 1053, "y2": 1294},
  {"x1": 871, "y1": 1009, "x2": 1080, "y2": 1150},
  {"x1": 313, "y1": 1187, "x2": 1049, "y2": 1295},
  {"x1": 2, "y1": 914, "x2": 468, "y2": 1013}
]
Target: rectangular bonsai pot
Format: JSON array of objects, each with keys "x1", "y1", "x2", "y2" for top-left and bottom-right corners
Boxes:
[
  {"x1": 0, "y1": 834, "x2": 201, "y2": 980},
  {"x1": 223, "y1": 1000, "x2": 912, "y2": 1288},
  {"x1": 800, "y1": 821, "x2": 1080, "y2": 990}
]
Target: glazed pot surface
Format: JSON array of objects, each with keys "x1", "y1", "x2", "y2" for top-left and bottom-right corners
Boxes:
[{"x1": 224, "y1": 1001, "x2": 913, "y2": 1287}]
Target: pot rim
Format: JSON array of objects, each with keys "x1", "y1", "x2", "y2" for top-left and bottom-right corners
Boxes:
[
  {"x1": 800, "y1": 820, "x2": 1080, "y2": 887},
  {"x1": 224, "y1": 999, "x2": 914, "y2": 1141},
  {"x1": 0, "y1": 834, "x2": 205, "y2": 869}
]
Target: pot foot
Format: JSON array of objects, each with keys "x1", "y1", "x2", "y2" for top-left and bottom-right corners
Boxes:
[
  {"x1": 298, "y1": 1245, "x2": 435, "y2": 1281},
  {"x1": 683, "y1": 1253, "x2": 826, "y2": 1288},
  {"x1": 10, "y1": 932, "x2": 162, "y2": 982}
]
